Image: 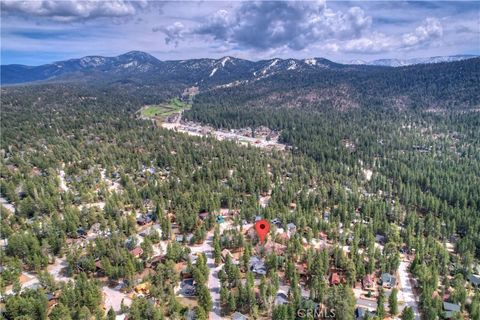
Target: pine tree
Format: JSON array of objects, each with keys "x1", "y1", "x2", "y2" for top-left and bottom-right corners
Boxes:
[
  {"x1": 377, "y1": 287, "x2": 385, "y2": 319},
  {"x1": 107, "y1": 308, "x2": 116, "y2": 320},
  {"x1": 389, "y1": 288, "x2": 399, "y2": 315},
  {"x1": 401, "y1": 307, "x2": 415, "y2": 320}
]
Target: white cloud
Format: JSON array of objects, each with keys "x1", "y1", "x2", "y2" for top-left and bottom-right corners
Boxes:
[
  {"x1": 1, "y1": 0, "x2": 149, "y2": 21},
  {"x1": 341, "y1": 32, "x2": 394, "y2": 53},
  {"x1": 159, "y1": 1, "x2": 372, "y2": 51},
  {"x1": 402, "y1": 17, "x2": 443, "y2": 47}
]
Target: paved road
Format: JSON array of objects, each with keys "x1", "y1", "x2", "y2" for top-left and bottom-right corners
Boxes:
[
  {"x1": 356, "y1": 297, "x2": 377, "y2": 310},
  {"x1": 191, "y1": 234, "x2": 222, "y2": 319},
  {"x1": 398, "y1": 258, "x2": 421, "y2": 319}
]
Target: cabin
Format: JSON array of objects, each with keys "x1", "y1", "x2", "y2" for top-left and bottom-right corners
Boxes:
[
  {"x1": 180, "y1": 278, "x2": 196, "y2": 297},
  {"x1": 375, "y1": 234, "x2": 386, "y2": 244},
  {"x1": 275, "y1": 292, "x2": 289, "y2": 305},
  {"x1": 249, "y1": 256, "x2": 267, "y2": 275},
  {"x1": 76, "y1": 228, "x2": 87, "y2": 237},
  {"x1": 287, "y1": 223, "x2": 297, "y2": 235},
  {"x1": 468, "y1": 274, "x2": 480, "y2": 288},
  {"x1": 129, "y1": 247, "x2": 144, "y2": 258},
  {"x1": 147, "y1": 255, "x2": 165, "y2": 269},
  {"x1": 134, "y1": 282, "x2": 151, "y2": 295},
  {"x1": 271, "y1": 218, "x2": 282, "y2": 227},
  {"x1": 95, "y1": 260, "x2": 105, "y2": 275},
  {"x1": 380, "y1": 273, "x2": 396, "y2": 288},
  {"x1": 443, "y1": 302, "x2": 461, "y2": 319},
  {"x1": 136, "y1": 214, "x2": 153, "y2": 226}
]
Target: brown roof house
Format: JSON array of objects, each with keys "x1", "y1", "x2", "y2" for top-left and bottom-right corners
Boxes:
[{"x1": 130, "y1": 247, "x2": 144, "y2": 259}]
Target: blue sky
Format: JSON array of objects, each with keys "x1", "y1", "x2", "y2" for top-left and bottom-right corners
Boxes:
[{"x1": 1, "y1": 0, "x2": 479, "y2": 65}]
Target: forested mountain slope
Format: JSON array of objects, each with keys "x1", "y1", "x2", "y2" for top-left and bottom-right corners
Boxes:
[{"x1": 2, "y1": 52, "x2": 479, "y2": 111}]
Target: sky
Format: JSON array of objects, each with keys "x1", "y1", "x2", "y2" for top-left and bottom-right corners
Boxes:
[{"x1": 1, "y1": 0, "x2": 479, "y2": 65}]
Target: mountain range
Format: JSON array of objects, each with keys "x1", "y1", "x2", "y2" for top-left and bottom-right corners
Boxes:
[
  {"x1": 2, "y1": 51, "x2": 479, "y2": 111},
  {"x1": 1, "y1": 51, "x2": 477, "y2": 86}
]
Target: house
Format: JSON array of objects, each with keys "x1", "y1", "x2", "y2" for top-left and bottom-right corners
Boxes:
[
  {"x1": 231, "y1": 312, "x2": 249, "y2": 320},
  {"x1": 362, "y1": 274, "x2": 374, "y2": 289},
  {"x1": 95, "y1": 260, "x2": 104, "y2": 274},
  {"x1": 147, "y1": 255, "x2": 165, "y2": 268},
  {"x1": 271, "y1": 218, "x2": 282, "y2": 227},
  {"x1": 76, "y1": 228, "x2": 87, "y2": 237},
  {"x1": 375, "y1": 234, "x2": 386, "y2": 244},
  {"x1": 380, "y1": 273, "x2": 396, "y2": 288},
  {"x1": 249, "y1": 256, "x2": 267, "y2": 275},
  {"x1": 180, "y1": 278, "x2": 196, "y2": 297},
  {"x1": 443, "y1": 302, "x2": 461, "y2": 319},
  {"x1": 130, "y1": 247, "x2": 144, "y2": 258},
  {"x1": 134, "y1": 282, "x2": 151, "y2": 295},
  {"x1": 330, "y1": 272, "x2": 340, "y2": 285},
  {"x1": 46, "y1": 292, "x2": 58, "y2": 309},
  {"x1": 136, "y1": 214, "x2": 153, "y2": 226},
  {"x1": 287, "y1": 223, "x2": 297, "y2": 234},
  {"x1": 468, "y1": 274, "x2": 480, "y2": 288},
  {"x1": 275, "y1": 292, "x2": 289, "y2": 305}
]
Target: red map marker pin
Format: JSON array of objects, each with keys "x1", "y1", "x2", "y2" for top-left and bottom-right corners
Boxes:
[{"x1": 255, "y1": 219, "x2": 270, "y2": 243}]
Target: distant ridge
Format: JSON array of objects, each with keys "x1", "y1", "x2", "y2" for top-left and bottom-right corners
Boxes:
[{"x1": 346, "y1": 55, "x2": 478, "y2": 67}]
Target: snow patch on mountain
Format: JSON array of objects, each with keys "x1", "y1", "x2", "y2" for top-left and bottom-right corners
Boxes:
[
  {"x1": 209, "y1": 67, "x2": 218, "y2": 77},
  {"x1": 220, "y1": 57, "x2": 232, "y2": 67},
  {"x1": 287, "y1": 61, "x2": 297, "y2": 70}
]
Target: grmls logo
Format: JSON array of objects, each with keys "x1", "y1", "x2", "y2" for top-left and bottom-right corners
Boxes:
[{"x1": 297, "y1": 308, "x2": 336, "y2": 319}]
